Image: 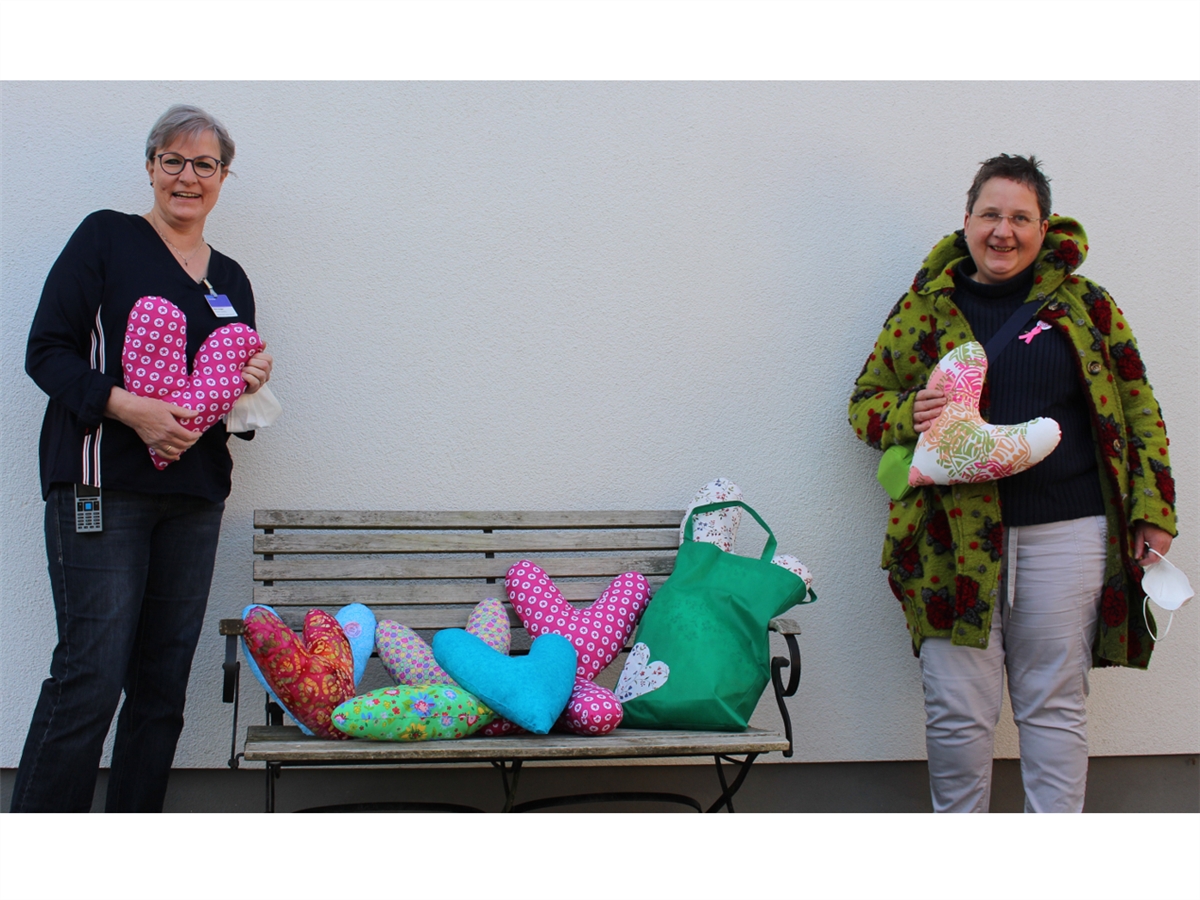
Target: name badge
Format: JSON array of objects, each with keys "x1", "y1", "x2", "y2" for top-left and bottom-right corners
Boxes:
[{"x1": 205, "y1": 293, "x2": 238, "y2": 318}]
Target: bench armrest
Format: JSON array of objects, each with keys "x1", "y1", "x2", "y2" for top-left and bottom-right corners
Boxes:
[
  {"x1": 769, "y1": 619, "x2": 802, "y2": 758},
  {"x1": 769, "y1": 616, "x2": 801, "y2": 636}
]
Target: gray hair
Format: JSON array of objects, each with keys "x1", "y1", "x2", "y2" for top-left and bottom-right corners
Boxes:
[{"x1": 145, "y1": 104, "x2": 235, "y2": 169}]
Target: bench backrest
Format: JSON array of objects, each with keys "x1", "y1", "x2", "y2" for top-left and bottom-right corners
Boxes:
[{"x1": 240, "y1": 510, "x2": 685, "y2": 637}]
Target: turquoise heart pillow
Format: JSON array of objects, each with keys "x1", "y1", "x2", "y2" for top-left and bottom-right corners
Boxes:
[
  {"x1": 330, "y1": 685, "x2": 494, "y2": 741},
  {"x1": 433, "y1": 630, "x2": 576, "y2": 734}
]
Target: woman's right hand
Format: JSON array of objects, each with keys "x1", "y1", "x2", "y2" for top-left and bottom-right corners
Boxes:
[
  {"x1": 105, "y1": 387, "x2": 200, "y2": 463},
  {"x1": 912, "y1": 387, "x2": 947, "y2": 433}
]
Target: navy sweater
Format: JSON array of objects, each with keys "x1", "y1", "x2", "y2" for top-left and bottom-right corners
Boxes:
[
  {"x1": 953, "y1": 262, "x2": 1105, "y2": 527},
  {"x1": 26, "y1": 211, "x2": 257, "y2": 502}
]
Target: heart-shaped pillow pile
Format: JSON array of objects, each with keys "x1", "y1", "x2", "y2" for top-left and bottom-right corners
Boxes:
[
  {"x1": 376, "y1": 599, "x2": 522, "y2": 736},
  {"x1": 242, "y1": 606, "x2": 356, "y2": 739},
  {"x1": 909, "y1": 341, "x2": 1061, "y2": 486},
  {"x1": 433, "y1": 630, "x2": 577, "y2": 735},
  {"x1": 122, "y1": 295, "x2": 265, "y2": 469},
  {"x1": 505, "y1": 561, "x2": 650, "y2": 735},
  {"x1": 242, "y1": 603, "x2": 375, "y2": 735}
]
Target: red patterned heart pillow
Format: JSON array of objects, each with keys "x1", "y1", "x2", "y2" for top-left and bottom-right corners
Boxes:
[{"x1": 242, "y1": 607, "x2": 356, "y2": 740}]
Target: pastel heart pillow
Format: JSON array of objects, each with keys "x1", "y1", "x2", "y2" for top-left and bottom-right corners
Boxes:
[
  {"x1": 242, "y1": 606, "x2": 355, "y2": 740},
  {"x1": 505, "y1": 562, "x2": 649, "y2": 680},
  {"x1": 771, "y1": 554, "x2": 815, "y2": 593},
  {"x1": 377, "y1": 599, "x2": 522, "y2": 737},
  {"x1": 615, "y1": 641, "x2": 671, "y2": 702},
  {"x1": 680, "y1": 478, "x2": 744, "y2": 552},
  {"x1": 377, "y1": 598, "x2": 510, "y2": 686},
  {"x1": 122, "y1": 295, "x2": 264, "y2": 469},
  {"x1": 910, "y1": 341, "x2": 1061, "y2": 486},
  {"x1": 432, "y1": 630, "x2": 576, "y2": 735},
  {"x1": 336, "y1": 603, "x2": 377, "y2": 686}
]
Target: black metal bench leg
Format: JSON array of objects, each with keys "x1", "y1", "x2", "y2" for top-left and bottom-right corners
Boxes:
[
  {"x1": 222, "y1": 634, "x2": 243, "y2": 770},
  {"x1": 266, "y1": 763, "x2": 280, "y2": 813},
  {"x1": 707, "y1": 753, "x2": 759, "y2": 813},
  {"x1": 492, "y1": 760, "x2": 523, "y2": 812}
]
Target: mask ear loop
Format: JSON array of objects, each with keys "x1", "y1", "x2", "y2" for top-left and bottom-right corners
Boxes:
[
  {"x1": 1142, "y1": 547, "x2": 1174, "y2": 642},
  {"x1": 1143, "y1": 594, "x2": 1173, "y2": 642}
]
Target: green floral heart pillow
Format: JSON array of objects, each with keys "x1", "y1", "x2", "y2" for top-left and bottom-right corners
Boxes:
[{"x1": 331, "y1": 685, "x2": 494, "y2": 741}]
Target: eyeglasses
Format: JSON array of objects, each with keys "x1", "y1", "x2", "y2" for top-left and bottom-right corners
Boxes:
[
  {"x1": 156, "y1": 153, "x2": 223, "y2": 178},
  {"x1": 971, "y1": 212, "x2": 1043, "y2": 229}
]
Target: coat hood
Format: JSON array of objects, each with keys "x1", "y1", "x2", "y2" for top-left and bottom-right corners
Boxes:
[{"x1": 911, "y1": 216, "x2": 1089, "y2": 304}]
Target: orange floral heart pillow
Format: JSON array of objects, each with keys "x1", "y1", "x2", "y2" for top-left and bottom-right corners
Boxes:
[{"x1": 242, "y1": 607, "x2": 356, "y2": 739}]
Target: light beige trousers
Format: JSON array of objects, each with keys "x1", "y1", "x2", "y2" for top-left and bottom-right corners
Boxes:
[{"x1": 918, "y1": 514, "x2": 1107, "y2": 813}]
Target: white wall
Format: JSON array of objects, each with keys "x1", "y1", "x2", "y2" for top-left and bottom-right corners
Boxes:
[{"x1": 1, "y1": 82, "x2": 1196, "y2": 768}]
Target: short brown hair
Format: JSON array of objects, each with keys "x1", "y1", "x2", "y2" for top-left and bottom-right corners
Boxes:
[{"x1": 966, "y1": 154, "x2": 1051, "y2": 220}]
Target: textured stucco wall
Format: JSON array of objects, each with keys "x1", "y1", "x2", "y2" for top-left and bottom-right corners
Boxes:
[{"x1": 1, "y1": 81, "x2": 1196, "y2": 767}]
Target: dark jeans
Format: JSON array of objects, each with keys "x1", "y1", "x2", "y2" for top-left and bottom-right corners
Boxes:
[{"x1": 10, "y1": 486, "x2": 224, "y2": 812}]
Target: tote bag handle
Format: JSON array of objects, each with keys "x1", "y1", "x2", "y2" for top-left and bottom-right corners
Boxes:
[{"x1": 683, "y1": 500, "x2": 778, "y2": 561}]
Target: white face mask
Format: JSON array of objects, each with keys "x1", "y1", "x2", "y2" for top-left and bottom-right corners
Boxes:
[{"x1": 1142, "y1": 549, "x2": 1194, "y2": 641}]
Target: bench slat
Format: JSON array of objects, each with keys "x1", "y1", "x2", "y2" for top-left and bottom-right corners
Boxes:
[
  {"x1": 254, "y1": 554, "x2": 676, "y2": 582},
  {"x1": 253, "y1": 605, "x2": 515, "y2": 631},
  {"x1": 242, "y1": 725, "x2": 789, "y2": 762},
  {"x1": 253, "y1": 577, "x2": 669, "y2": 606},
  {"x1": 255, "y1": 510, "x2": 686, "y2": 530},
  {"x1": 254, "y1": 528, "x2": 681, "y2": 555}
]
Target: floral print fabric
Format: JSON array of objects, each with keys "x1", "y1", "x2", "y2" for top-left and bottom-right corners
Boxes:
[
  {"x1": 242, "y1": 607, "x2": 356, "y2": 739},
  {"x1": 848, "y1": 216, "x2": 1176, "y2": 667},
  {"x1": 331, "y1": 686, "x2": 494, "y2": 741}
]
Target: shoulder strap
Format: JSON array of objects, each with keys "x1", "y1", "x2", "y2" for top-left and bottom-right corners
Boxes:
[{"x1": 983, "y1": 298, "x2": 1043, "y2": 361}]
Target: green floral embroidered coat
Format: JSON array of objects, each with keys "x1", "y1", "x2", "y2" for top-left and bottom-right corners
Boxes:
[{"x1": 848, "y1": 217, "x2": 1177, "y2": 668}]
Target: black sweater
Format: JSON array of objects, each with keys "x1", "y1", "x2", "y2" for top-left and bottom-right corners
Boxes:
[
  {"x1": 26, "y1": 210, "x2": 257, "y2": 502},
  {"x1": 953, "y1": 262, "x2": 1105, "y2": 527}
]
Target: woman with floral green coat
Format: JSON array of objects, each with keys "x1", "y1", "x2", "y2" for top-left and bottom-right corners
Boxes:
[{"x1": 848, "y1": 155, "x2": 1176, "y2": 813}]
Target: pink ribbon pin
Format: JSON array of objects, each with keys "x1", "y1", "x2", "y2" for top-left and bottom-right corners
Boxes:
[{"x1": 1019, "y1": 321, "x2": 1051, "y2": 344}]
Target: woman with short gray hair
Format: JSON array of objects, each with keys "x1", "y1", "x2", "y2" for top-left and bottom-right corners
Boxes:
[
  {"x1": 848, "y1": 154, "x2": 1176, "y2": 812},
  {"x1": 12, "y1": 104, "x2": 273, "y2": 812}
]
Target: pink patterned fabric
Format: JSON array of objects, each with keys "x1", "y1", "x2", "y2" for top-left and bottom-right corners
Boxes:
[
  {"x1": 121, "y1": 295, "x2": 264, "y2": 469},
  {"x1": 560, "y1": 676, "x2": 624, "y2": 735},
  {"x1": 505, "y1": 561, "x2": 650, "y2": 735},
  {"x1": 242, "y1": 607, "x2": 355, "y2": 740}
]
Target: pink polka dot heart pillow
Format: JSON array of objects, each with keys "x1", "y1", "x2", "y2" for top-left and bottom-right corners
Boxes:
[
  {"x1": 122, "y1": 295, "x2": 264, "y2": 469},
  {"x1": 505, "y1": 561, "x2": 650, "y2": 735}
]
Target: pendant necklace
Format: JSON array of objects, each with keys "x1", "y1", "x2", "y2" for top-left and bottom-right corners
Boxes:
[{"x1": 150, "y1": 214, "x2": 206, "y2": 267}]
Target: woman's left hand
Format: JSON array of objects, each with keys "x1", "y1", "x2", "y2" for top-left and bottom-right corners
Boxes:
[
  {"x1": 241, "y1": 346, "x2": 273, "y2": 394},
  {"x1": 1133, "y1": 521, "x2": 1173, "y2": 566}
]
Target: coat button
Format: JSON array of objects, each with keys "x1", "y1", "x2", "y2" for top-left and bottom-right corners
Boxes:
[
  {"x1": 1112, "y1": 438, "x2": 1123, "y2": 453},
  {"x1": 1088, "y1": 361, "x2": 1102, "y2": 375}
]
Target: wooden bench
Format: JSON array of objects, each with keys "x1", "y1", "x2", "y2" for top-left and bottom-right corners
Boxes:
[{"x1": 219, "y1": 510, "x2": 805, "y2": 812}]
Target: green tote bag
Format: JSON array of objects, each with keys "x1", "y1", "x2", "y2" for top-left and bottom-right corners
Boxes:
[{"x1": 621, "y1": 500, "x2": 812, "y2": 732}]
